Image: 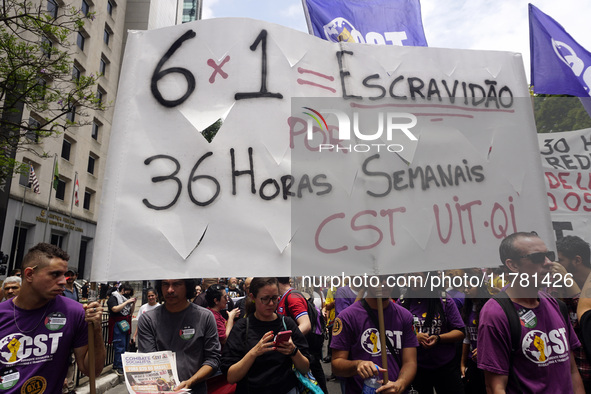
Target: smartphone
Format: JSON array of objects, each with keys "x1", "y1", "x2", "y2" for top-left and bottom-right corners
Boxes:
[{"x1": 274, "y1": 330, "x2": 292, "y2": 344}]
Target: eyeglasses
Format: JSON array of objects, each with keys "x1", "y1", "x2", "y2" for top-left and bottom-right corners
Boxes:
[
  {"x1": 259, "y1": 296, "x2": 279, "y2": 305},
  {"x1": 518, "y1": 251, "x2": 555, "y2": 264}
]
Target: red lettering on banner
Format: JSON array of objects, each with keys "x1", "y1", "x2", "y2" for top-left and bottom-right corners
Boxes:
[
  {"x1": 351, "y1": 210, "x2": 383, "y2": 251},
  {"x1": 564, "y1": 192, "x2": 582, "y2": 211},
  {"x1": 545, "y1": 172, "x2": 560, "y2": 189},
  {"x1": 315, "y1": 213, "x2": 347, "y2": 253},
  {"x1": 585, "y1": 193, "x2": 591, "y2": 212},
  {"x1": 559, "y1": 172, "x2": 572, "y2": 189},
  {"x1": 577, "y1": 173, "x2": 589, "y2": 190},
  {"x1": 548, "y1": 193, "x2": 557, "y2": 211},
  {"x1": 315, "y1": 207, "x2": 407, "y2": 253}
]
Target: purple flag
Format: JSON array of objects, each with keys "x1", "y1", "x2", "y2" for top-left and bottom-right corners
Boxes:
[
  {"x1": 529, "y1": 3, "x2": 591, "y2": 97},
  {"x1": 302, "y1": 0, "x2": 427, "y2": 46}
]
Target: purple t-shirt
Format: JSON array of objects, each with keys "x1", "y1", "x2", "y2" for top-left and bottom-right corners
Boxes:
[
  {"x1": 0, "y1": 297, "x2": 88, "y2": 393},
  {"x1": 396, "y1": 297, "x2": 465, "y2": 369},
  {"x1": 330, "y1": 301, "x2": 418, "y2": 393},
  {"x1": 335, "y1": 286, "x2": 357, "y2": 316},
  {"x1": 463, "y1": 307, "x2": 478, "y2": 353},
  {"x1": 477, "y1": 293, "x2": 581, "y2": 394}
]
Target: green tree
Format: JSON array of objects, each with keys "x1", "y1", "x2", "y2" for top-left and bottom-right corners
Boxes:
[
  {"x1": 533, "y1": 94, "x2": 591, "y2": 133},
  {"x1": 0, "y1": 0, "x2": 103, "y2": 179},
  {"x1": 202, "y1": 119, "x2": 222, "y2": 143}
]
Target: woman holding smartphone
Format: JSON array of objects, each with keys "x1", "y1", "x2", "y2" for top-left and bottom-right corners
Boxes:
[{"x1": 221, "y1": 277, "x2": 310, "y2": 394}]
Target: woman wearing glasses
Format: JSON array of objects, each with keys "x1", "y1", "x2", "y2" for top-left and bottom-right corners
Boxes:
[{"x1": 221, "y1": 277, "x2": 310, "y2": 394}]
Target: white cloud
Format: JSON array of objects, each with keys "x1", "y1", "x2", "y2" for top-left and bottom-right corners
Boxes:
[
  {"x1": 201, "y1": 0, "x2": 220, "y2": 19},
  {"x1": 422, "y1": 0, "x2": 591, "y2": 81}
]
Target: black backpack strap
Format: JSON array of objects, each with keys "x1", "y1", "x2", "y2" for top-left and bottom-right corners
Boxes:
[
  {"x1": 285, "y1": 289, "x2": 317, "y2": 332},
  {"x1": 539, "y1": 291, "x2": 570, "y2": 327},
  {"x1": 558, "y1": 299, "x2": 569, "y2": 325},
  {"x1": 492, "y1": 292, "x2": 523, "y2": 392},
  {"x1": 360, "y1": 299, "x2": 399, "y2": 367},
  {"x1": 284, "y1": 289, "x2": 293, "y2": 318}
]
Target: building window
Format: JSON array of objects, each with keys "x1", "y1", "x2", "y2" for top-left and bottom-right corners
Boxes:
[
  {"x1": 61, "y1": 138, "x2": 71, "y2": 161},
  {"x1": 47, "y1": 0, "x2": 58, "y2": 18},
  {"x1": 81, "y1": 0, "x2": 89, "y2": 16},
  {"x1": 91, "y1": 121, "x2": 100, "y2": 140},
  {"x1": 107, "y1": 0, "x2": 113, "y2": 15},
  {"x1": 99, "y1": 58, "x2": 106, "y2": 76},
  {"x1": 103, "y1": 28, "x2": 110, "y2": 45},
  {"x1": 77, "y1": 32, "x2": 85, "y2": 51},
  {"x1": 50, "y1": 233, "x2": 64, "y2": 248},
  {"x1": 26, "y1": 117, "x2": 40, "y2": 141},
  {"x1": 18, "y1": 162, "x2": 33, "y2": 187},
  {"x1": 87, "y1": 154, "x2": 96, "y2": 174},
  {"x1": 34, "y1": 78, "x2": 47, "y2": 101},
  {"x1": 41, "y1": 36, "x2": 53, "y2": 58},
  {"x1": 56, "y1": 179, "x2": 66, "y2": 200},
  {"x1": 66, "y1": 106, "x2": 76, "y2": 122},
  {"x1": 83, "y1": 190, "x2": 93, "y2": 210},
  {"x1": 96, "y1": 88, "x2": 104, "y2": 105},
  {"x1": 72, "y1": 65, "x2": 80, "y2": 81}
]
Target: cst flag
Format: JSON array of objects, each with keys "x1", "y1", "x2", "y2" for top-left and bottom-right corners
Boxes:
[
  {"x1": 529, "y1": 3, "x2": 591, "y2": 96},
  {"x1": 302, "y1": 0, "x2": 427, "y2": 46},
  {"x1": 28, "y1": 165, "x2": 40, "y2": 194}
]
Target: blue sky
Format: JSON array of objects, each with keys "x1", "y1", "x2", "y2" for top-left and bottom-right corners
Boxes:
[{"x1": 202, "y1": 0, "x2": 591, "y2": 82}]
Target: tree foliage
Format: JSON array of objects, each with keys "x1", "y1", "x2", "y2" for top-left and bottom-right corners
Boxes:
[
  {"x1": 0, "y1": 0, "x2": 103, "y2": 178},
  {"x1": 533, "y1": 94, "x2": 591, "y2": 133},
  {"x1": 202, "y1": 119, "x2": 222, "y2": 143}
]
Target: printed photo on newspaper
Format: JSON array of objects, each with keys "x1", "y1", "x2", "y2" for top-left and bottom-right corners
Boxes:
[{"x1": 122, "y1": 351, "x2": 187, "y2": 393}]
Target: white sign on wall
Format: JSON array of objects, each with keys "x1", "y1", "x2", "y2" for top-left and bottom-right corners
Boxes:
[{"x1": 92, "y1": 18, "x2": 552, "y2": 280}]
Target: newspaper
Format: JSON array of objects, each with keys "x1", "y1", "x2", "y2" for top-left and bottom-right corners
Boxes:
[{"x1": 122, "y1": 351, "x2": 188, "y2": 393}]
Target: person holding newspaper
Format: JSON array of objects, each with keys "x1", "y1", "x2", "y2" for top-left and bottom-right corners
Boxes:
[{"x1": 138, "y1": 278, "x2": 221, "y2": 393}]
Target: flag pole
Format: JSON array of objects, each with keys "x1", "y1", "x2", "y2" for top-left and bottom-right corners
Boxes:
[
  {"x1": 65, "y1": 171, "x2": 77, "y2": 252},
  {"x1": 300, "y1": 0, "x2": 314, "y2": 35},
  {"x1": 88, "y1": 322, "x2": 97, "y2": 394},
  {"x1": 69, "y1": 172, "x2": 76, "y2": 218},
  {"x1": 12, "y1": 185, "x2": 26, "y2": 268},
  {"x1": 377, "y1": 296, "x2": 389, "y2": 384},
  {"x1": 43, "y1": 154, "x2": 57, "y2": 243}
]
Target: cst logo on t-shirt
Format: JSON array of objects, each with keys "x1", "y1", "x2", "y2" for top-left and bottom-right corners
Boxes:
[
  {"x1": 0, "y1": 333, "x2": 63, "y2": 365},
  {"x1": 360, "y1": 328, "x2": 402, "y2": 356},
  {"x1": 521, "y1": 328, "x2": 570, "y2": 364}
]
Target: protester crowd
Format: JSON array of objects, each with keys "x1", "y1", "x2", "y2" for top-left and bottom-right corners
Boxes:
[{"x1": 3, "y1": 233, "x2": 591, "y2": 393}]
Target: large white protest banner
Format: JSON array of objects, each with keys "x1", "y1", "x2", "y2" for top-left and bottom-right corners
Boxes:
[
  {"x1": 538, "y1": 128, "x2": 591, "y2": 243},
  {"x1": 92, "y1": 18, "x2": 552, "y2": 280}
]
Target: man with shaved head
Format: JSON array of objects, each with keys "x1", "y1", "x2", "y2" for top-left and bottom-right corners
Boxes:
[
  {"x1": 0, "y1": 243, "x2": 104, "y2": 393},
  {"x1": 478, "y1": 232, "x2": 584, "y2": 393}
]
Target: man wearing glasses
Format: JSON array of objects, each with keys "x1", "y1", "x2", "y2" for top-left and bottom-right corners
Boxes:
[
  {"x1": 477, "y1": 232, "x2": 585, "y2": 393},
  {"x1": 138, "y1": 279, "x2": 221, "y2": 393}
]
